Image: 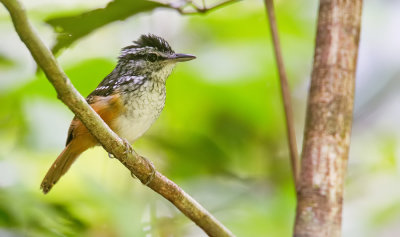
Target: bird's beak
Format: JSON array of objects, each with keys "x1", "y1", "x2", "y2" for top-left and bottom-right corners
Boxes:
[{"x1": 168, "y1": 53, "x2": 196, "y2": 62}]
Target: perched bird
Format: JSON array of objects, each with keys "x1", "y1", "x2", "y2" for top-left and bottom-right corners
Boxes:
[{"x1": 40, "y1": 34, "x2": 195, "y2": 194}]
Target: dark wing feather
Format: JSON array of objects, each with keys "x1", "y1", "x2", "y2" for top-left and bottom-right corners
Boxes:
[
  {"x1": 65, "y1": 120, "x2": 75, "y2": 146},
  {"x1": 87, "y1": 72, "x2": 146, "y2": 103}
]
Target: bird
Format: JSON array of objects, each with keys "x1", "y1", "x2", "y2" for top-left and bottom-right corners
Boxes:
[{"x1": 40, "y1": 34, "x2": 196, "y2": 194}]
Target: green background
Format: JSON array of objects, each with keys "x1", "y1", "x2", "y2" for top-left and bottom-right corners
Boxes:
[{"x1": 1, "y1": 0, "x2": 400, "y2": 236}]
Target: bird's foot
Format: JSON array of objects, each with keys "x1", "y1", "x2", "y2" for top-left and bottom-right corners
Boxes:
[
  {"x1": 109, "y1": 138, "x2": 132, "y2": 158},
  {"x1": 140, "y1": 155, "x2": 156, "y2": 186},
  {"x1": 131, "y1": 156, "x2": 156, "y2": 186},
  {"x1": 119, "y1": 138, "x2": 155, "y2": 185},
  {"x1": 129, "y1": 156, "x2": 156, "y2": 185},
  {"x1": 122, "y1": 138, "x2": 133, "y2": 155}
]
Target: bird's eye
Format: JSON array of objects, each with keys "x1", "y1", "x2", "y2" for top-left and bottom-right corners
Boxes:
[{"x1": 147, "y1": 53, "x2": 158, "y2": 62}]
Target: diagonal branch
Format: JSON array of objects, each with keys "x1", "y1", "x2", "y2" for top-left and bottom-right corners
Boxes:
[
  {"x1": 264, "y1": 0, "x2": 300, "y2": 188},
  {"x1": 0, "y1": 0, "x2": 234, "y2": 236},
  {"x1": 166, "y1": 0, "x2": 240, "y2": 15}
]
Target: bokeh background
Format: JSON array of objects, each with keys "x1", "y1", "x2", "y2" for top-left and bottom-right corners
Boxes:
[{"x1": 1, "y1": 0, "x2": 400, "y2": 236}]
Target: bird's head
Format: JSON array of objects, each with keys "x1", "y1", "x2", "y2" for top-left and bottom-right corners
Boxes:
[{"x1": 117, "y1": 34, "x2": 195, "y2": 79}]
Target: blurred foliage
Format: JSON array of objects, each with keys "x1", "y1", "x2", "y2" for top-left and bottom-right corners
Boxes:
[
  {"x1": 0, "y1": 54, "x2": 15, "y2": 68},
  {"x1": 46, "y1": 0, "x2": 163, "y2": 54},
  {"x1": 1, "y1": 0, "x2": 400, "y2": 236},
  {"x1": 0, "y1": 0, "x2": 300, "y2": 235}
]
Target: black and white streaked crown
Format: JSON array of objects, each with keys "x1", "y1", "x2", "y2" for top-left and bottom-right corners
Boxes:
[{"x1": 123, "y1": 34, "x2": 175, "y2": 54}]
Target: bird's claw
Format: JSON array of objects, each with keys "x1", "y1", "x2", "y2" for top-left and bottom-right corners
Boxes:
[
  {"x1": 140, "y1": 155, "x2": 156, "y2": 186},
  {"x1": 122, "y1": 138, "x2": 133, "y2": 155},
  {"x1": 119, "y1": 138, "x2": 155, "y2": 185},
  {"x1": 109, "y1": 138, "x2": 131, "y2": 158}
]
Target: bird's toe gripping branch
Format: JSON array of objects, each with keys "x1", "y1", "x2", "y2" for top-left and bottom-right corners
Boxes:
[
  {"x1": 108, "y1": 138, "x2": 132, "y2": 158},
  {"x1": 122, "y1": 138, "x2": 133, "y2": 155},
  {"x1": 120, "y1": 138, "x2": 155, "y2": 186},
  {"x1": 130, "y1": 155, "x2": 155, "y2": 186},
  {"x1": 139, "y1": 155, "x2": 156, "y2": 186}
]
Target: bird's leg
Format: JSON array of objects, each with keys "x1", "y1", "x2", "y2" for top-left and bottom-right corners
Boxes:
[
  {"x1": 121, "y1": 138, "x2": 155, "y2": 185},
  {"x1": 108, "y1": 138, "x2": 131, "y2": 158},
  {"x1": 139, "y1": 155, "x2": 156, "y2": 186},
  {"x1": 122, "y1": 138, "x2": 133, "y2": 155},
  {"x1": 130, "y1": 155, "x2": 156, "y2": 185}
]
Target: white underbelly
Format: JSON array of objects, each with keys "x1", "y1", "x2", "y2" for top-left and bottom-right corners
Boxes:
[
  {"x1": 114, "y1": 111, "x2": 159, "y2": 143},
  {"x1": 113, "y1": 79, "x2": 167, "y2": 143}
]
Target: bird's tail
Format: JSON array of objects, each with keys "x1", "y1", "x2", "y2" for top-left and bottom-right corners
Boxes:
[{"x1": 40, "y1": 141, "x2": 84, "y2": 194}]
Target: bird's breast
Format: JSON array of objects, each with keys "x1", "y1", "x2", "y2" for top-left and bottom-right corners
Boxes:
[{"x1": 113, "y1": 80, "x2": 166, "y2": 143}]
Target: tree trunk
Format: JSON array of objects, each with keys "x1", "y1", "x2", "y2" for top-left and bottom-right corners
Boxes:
[{"x1": 294, "y1": 1, "x2": 363, "y2": 236}]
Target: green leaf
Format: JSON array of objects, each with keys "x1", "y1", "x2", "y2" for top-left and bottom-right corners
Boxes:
[{"x1": 46, "y1": 0, "x2": 164, "y2": 55}]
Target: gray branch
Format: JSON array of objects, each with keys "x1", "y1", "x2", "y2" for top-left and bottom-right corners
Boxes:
[{"x1": 0, "y1": 0, "x2": 234, "y2": 236}]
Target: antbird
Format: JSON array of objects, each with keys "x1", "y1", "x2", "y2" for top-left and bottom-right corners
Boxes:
[{"x1": 41, "y1": 34, "x2": 195, "y2": 193}]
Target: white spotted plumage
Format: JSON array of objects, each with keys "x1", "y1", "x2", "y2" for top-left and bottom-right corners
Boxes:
[
  {"x1": 86, "y1": 34, "x2": 193, "y2": 143},
  {"x1": 113, "y1": 66, "x2": 172, "y2": 142}
]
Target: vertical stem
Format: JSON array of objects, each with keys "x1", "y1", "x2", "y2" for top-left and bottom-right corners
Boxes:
[
  {"x1": 264, "y1": 0, "x2": 300, "y2": 187},
  {"x1": 294, "y1": 1, "x2": 362, "y2": 236}
]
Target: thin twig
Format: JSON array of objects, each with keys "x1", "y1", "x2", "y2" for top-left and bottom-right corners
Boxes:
[
  {"x1": 168, "y1": 0, "x2": 240, "y2": 15},
  {"x1": 264, "y1": 0, "x2": 300, "y2": 188},
  {"x1": 0, "y1": 0, "x2": 234, "y2": 236}
]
